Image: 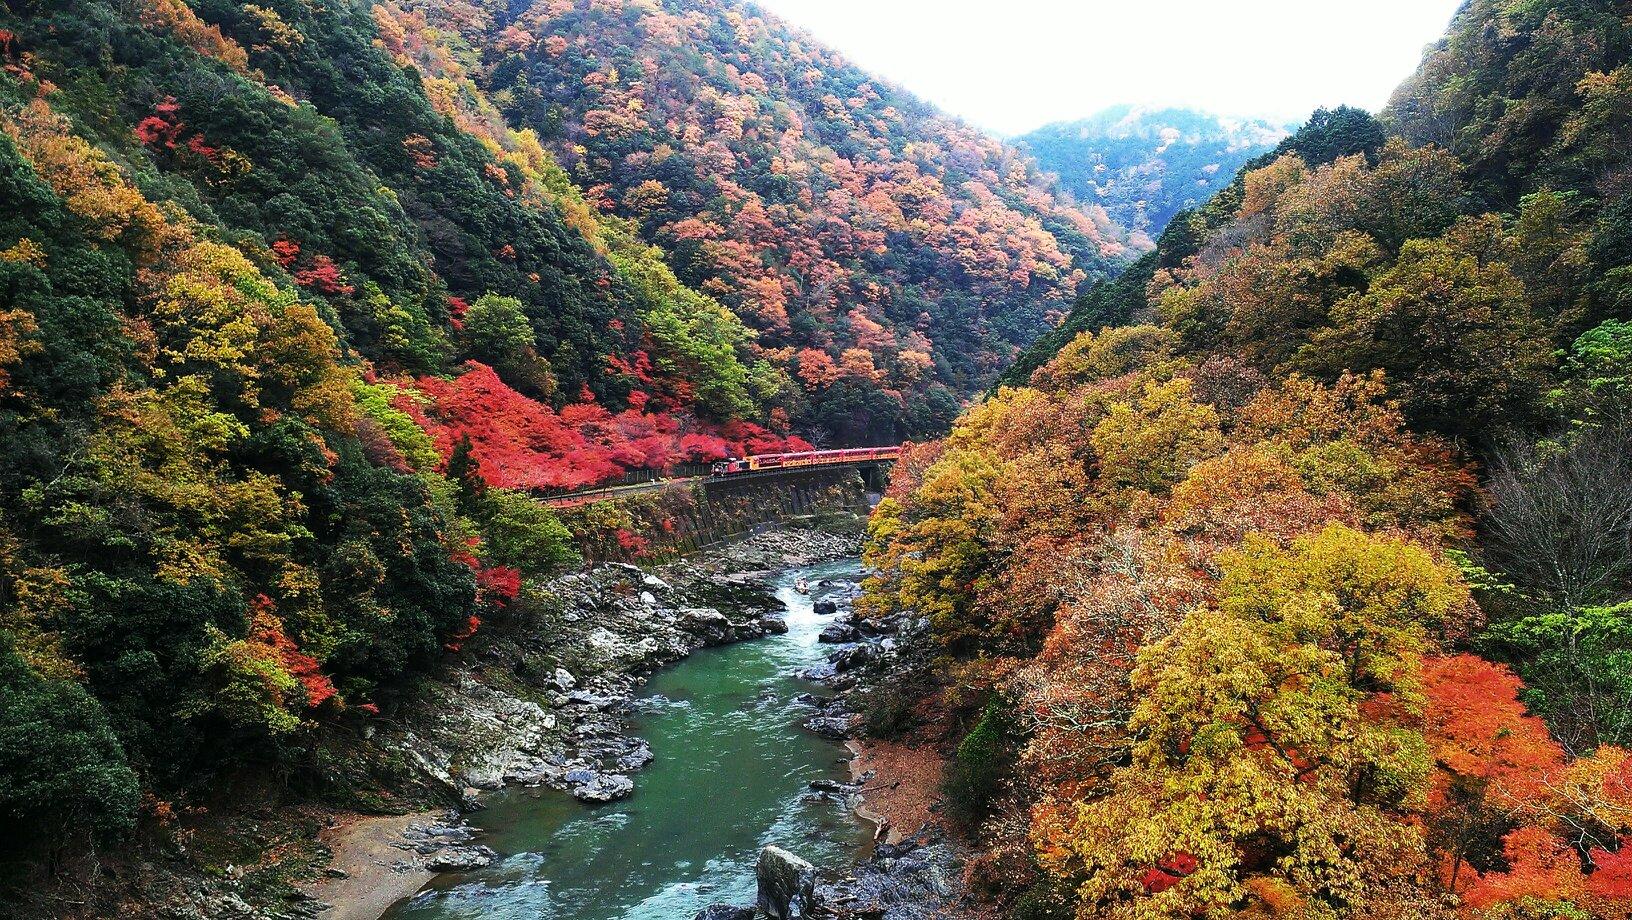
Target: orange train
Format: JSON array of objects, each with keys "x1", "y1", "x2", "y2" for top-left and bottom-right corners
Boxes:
[{"x1": 709, "y1": 445, "x2": 901, "y2": 476}]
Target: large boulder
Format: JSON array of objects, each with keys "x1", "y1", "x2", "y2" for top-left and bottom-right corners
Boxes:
[
  {"x1": 563, "y1": 769, "x2": 634, "y2": 802},
  {"x1": 804, "y1": 714, "x2": 851, "y2": 740},
  {"x1": 817, "y1": 620, "x2": 858, "y2": 643},
  {"x1": 426, "y1": 844, "x2": 496, "y2": 872},
  {"x1": 757, "y1": 845, "x2": 817, "y2": 919},
  {"x1": 832, "y1": 643, "x2": 875, "y2": 672}
]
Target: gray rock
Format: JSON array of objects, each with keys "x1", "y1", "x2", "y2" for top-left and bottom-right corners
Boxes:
[
  {"x1": 756, "y1": 845, "x2": 817, "y2": 920},
  {"x1": 797, "y1": 662, "x2": 837, "y2": 682},
  {"x1": 426, "y1": 845, "x2": 496, "y2": 872},
  {"x1": 813, "y1": 826, "x2": 963, "y2": 919},
  {"x1": 817, "y1": 621, "x2": 858, "y2": 643},
  {"x1": 616, "y1": 740, "x2": 655, "y2": 771},
  {"x1": 833, "y1": 643, "x2": 875, "y2": 672},
  {"x1": 503, "y1": 764, "x2": 554, "y2": 786},
  {"x1": 564, "y1": 689, "x2": 615, "y2": 709},
  {"x1": 565, "y1": 770, "x2": 634, "y2": 802},
  {"x1": 680, "y1": 606, "x2": 728, "y2": 627},
  {"x1": 805, "y1": 714, "x2": 852, "y2": 740},
  {"x1": 813, "y1": 599, "x2": 838, "y2": 615}
]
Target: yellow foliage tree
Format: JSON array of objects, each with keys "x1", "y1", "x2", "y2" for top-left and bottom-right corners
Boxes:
[{"x1": 1037, "y1": 525, "x2": 1469, "y2": 920}]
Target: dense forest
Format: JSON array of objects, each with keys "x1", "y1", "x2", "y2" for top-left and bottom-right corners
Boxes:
[
  {"x1": 0, "y1": 0, "x2": 1123, "y2": 889},
  {"x1": 377, "y1": 0, "x2": 1133, "y2": 443},
  {"x1": 6, "y1": 0, "x2": 1632, "y2": 916},
  {"x1": 862, "y1": 1, "x2": 1632, "y2": 918},
  {"x1": 1015, "y1": 105, "x2": 1287, "y2": 245}
]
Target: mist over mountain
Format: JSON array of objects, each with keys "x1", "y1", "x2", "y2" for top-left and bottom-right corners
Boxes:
[{"x1": 1015, "y1": 105, "x2": 1289, "y2": 242}]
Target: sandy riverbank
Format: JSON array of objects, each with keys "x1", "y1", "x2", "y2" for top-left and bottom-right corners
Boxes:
[
  {"x1": 300, "y1": 812, "x2": 441, "y2": 920},
  {"x1": 847, "y1": 738, "x2": 947, "y2": 845}
]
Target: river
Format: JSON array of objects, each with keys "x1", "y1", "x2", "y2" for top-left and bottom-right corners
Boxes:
[{"x1": 383, "y1": 559, "x2": 872, "y2": 920}]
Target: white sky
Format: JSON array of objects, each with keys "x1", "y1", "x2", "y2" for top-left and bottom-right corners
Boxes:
[{"x1": 752, "y1": 0, "x2": 1467, "y2": 135}]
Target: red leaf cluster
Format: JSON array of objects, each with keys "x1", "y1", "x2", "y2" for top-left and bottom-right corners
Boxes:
[
  {"x1": 1138, "y1": 852, "x2": 1198, "y2": 894},
  {"x1": 615, "y1": 528, "x2": 651, "y2": 557},
  {"x1": 475, "y1": 565, "x2": 521, "y2": 605},
  {"x1": 134, "y1": 96, "x2": 225, "y2": 166},
  {"x1": 1422, "y1": 654, "x2": 1564, "y2": 805},
  {"x1": 135, "y1": 97, "x2": 184, "y2": 149},
  {"x1": 401, "y1": 362, "x2": 809, "y2": 490},
  {"x1": 248, "y1": 595, "x2": 338, "y2": 710},
  {"x1": 292, "y1": 254, "x2": 355, "y2": 296},
  {"x1": 271, "y1": 238, "x2": 301, "y2": 267}
]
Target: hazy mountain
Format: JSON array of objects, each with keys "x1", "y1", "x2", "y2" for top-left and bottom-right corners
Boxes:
[{"x1": 1016, "y1": 105, "x2": 1289, "y2": 241}]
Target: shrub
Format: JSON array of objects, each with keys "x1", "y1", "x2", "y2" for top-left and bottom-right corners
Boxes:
[{"x1": 0, "y1": 637, "x2": 140, "y2": 852}]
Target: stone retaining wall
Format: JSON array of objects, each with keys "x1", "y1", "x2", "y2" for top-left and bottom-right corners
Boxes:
[{"x1": 558, "y1": 467, "x2": 869, "y2": 562}]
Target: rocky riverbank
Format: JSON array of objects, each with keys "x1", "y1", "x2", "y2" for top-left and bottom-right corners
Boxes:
[
  {"x1": 304, "y1": 523, "x2": 867, "y2": 919},
  {"x1": 392, "y1": 526, "x2": 863, "y2": 801},
  {"x1": 691, "y1": 573, "x2": 974, "y2": 920},
  {"x1": 30, "y1": 523, "x2": 867, "y2": 920},
  {"x1": 57, "y1": 518, "x2": 954, "y2": 920}
]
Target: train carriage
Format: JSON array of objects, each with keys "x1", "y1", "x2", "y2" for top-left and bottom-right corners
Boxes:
[{"x1": 709, "y1": 446, "x2": 899, "y2": 477}]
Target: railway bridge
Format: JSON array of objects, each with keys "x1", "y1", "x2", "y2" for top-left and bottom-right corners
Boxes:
[{"x1": 536, "y1": 446, "x2": 901, "y2": 510}]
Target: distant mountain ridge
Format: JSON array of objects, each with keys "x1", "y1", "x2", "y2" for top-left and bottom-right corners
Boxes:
[{"x1": 1016, "y1": 105, "x2": 1289, "y2": 242}]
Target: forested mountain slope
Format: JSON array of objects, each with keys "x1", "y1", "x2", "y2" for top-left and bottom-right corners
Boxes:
[
  {"x1": 381, "y1": 0, "x2": 1133, "y2": 442},
  {"x1": 0, "y1": 0, "x2": 1125, "y2": 898},
  {"x1": 863, "y1": 2, "x2": 1632, "y2": 917},
  {"x1": 1014, "y1": 105, "x2": 1287, "y2": 244},
  {"x1": 0, "y1": 0, "x2": 825, "y2": 882}
]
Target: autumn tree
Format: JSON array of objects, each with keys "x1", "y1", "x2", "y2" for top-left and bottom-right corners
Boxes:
[
  {"x1": 859, "y1": 447, "x2": 1004, "y2": 654},
  {"x1": 1297, "y1": 216, "x2": 1553, "y2": 439},
  {"x1": 1036, "y1": 525, "x2": 1468, "y2": 920},
  {"x1": 461, "y1": 293, "x2": 556, "y2": 397},
  {"x1": 1090, "y1": 377, "x2": 1223, "y2": 497}
]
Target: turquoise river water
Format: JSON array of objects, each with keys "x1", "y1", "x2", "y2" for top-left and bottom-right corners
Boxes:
[{"x1": 383, "y1": 559, "x2": 872, "y2": 920}]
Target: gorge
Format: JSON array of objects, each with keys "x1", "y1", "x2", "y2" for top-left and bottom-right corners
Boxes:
[
  {"x1": 384, "y1": 559, "x2": 871, "y2": 920},
  {"x1": 4, "y1": 1, "x2": 1632, "y2": 919}
]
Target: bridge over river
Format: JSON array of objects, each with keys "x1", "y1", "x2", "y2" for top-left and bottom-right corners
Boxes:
[{"x1": 536, "y1": 446, "x2": 901, "y2": 509}]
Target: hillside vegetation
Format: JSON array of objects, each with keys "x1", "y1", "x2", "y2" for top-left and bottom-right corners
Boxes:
[
  {"x1": 383, "y1": 0, "x2": 1132, "y2": 442},
  {"x1": 1015, "y1": 105, "x2": 1287, "y2": 244},
  {"x1": 862, "y1": 2, "x2": 1632, "y2": 917},
  {"x1": 0, "y1": 0, "x2": 1133, "y2": 890},
  {"x1": 0, "y1": 0, "x2": 1126, "y2": 887}
]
